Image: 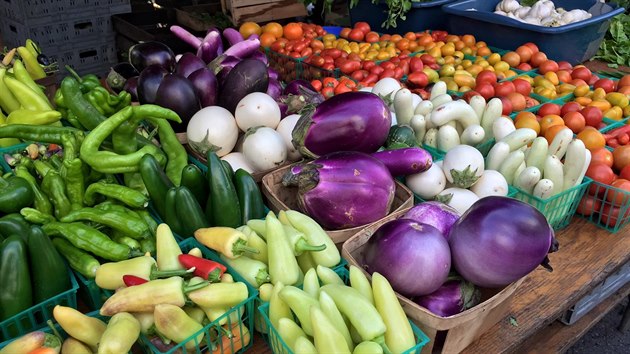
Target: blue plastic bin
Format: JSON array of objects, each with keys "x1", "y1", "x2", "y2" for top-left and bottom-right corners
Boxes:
[
  {"x1": 442, "y1": 0, "x2": 624, "y2": 64},
  {"x1": 349, "y1": 0, "x2": 455, "y2": 34}
]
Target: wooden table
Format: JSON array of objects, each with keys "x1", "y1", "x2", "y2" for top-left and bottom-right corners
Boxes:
[{"x1": 247, "y1": 217, "x2": 630, "y2": 354}]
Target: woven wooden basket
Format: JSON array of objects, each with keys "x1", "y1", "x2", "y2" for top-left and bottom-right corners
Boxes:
[
  {"x1": 261, "y1": 164, "x2": 414, "y2": 245},
  {"x1": 342, "y1": 209, "x2": 524, "y2": 354}
]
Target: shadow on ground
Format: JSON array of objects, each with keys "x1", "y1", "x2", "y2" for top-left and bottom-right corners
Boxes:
[{"x1": 567, "y1": 297, "x2": 630, "y2": 353}]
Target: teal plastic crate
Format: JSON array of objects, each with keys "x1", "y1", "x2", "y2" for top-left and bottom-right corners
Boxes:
[
  {"x1": 0, "y1": 142, "x2": 31, "y2": 172},
  {"x1": 601, "y1": 119, "x2": 630, "y2": 149},
  {"x1": 258, "y1": 267, "x2": 431, "y2": 354},
  {"x1": 73, "y1": 270, "x2": 113, "y2": 311},
  {"x1": 0, "y1": 266, "x2": 79, "y2": 342},
  {"x1": 137, "y1": 238, "x2": 258, "y2": 354},
  {"x1": 578, "y1": 179, "x2": 630, "y2": 233},
  {"x1": 513, "y1": 177, "x2": 591, "y2": 230},
  {"x1": 264, "y1": 47, "x2": 305, "y2": 83}
]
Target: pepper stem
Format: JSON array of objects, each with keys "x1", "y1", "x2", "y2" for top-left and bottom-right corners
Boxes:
[
  {"x1": 372, "y1": 335, "x2": 393, "y2": 354},
  {"x1": 183, "y1": 279, "x2": 211, "y2": 294},
  {"x1": 295, "y1": 239, "x2": 326, "y2": 253},
  {"x1": 233, "y1": 238, "x2": 260, "y2": 256},
  {"x1": 150, "y1": 266, "x2": 197, "y2": 280},
  {"x1": 46, "y1": 319, "x2": 63, "y2": 341},
  {"x1": 255, "y1": 268, "x2": 271, "y2": 287},
  {"x1": 207, "y1": 268, "x2": 222, "y2": 283},
  {"x1": 64, "y1": 65, "x2": 82, "y2": 82}
]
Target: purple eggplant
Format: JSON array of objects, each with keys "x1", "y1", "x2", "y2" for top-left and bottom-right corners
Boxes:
[
  {"x1": 197, "y1": 29, "x2": 223, "y2": 64},
  {"x1": 371, "y1": 147, "x2": 432, "y2": 177},
  {"x1": 449, "y1": 196, "x2": 556, "y2": 288},
  {"x1": 283, "y1": 80, "x2": 316, "y2": 96},
  {"x1": 154, "y1": 74, "x2": 200, "y2": 131},
  {"x1": 223, "y1": 36, "x2": 260, "y2": 60},
  {"x1": 364, "y1": 218, "x2": 452, "y2": 297},
  {"x1": 170, "y1": 25, "x2": 202, "y2": 49},
  {"x1": 175, "y1": 53, "x2": 207, "y2": 78},
  {"x1": 128, "y1": 41, "x2": 176, "y2": 72},
  {"x1": 123, "y1": 76, "x2": 139, "y2": 102},
  {"x1": 268, "y1": 67, "x2": 279, "y2": 81},
  {"x1": 413, "y1": 277, "x2": 481, "y2": 317},
  {"x1": 188, "y1": 68, "x2": 218, "y2": 108},
  {"x1": 137, "y1": 64, "x2": 169, "y2": 104},
  {"x1": 284, "y1": 151, "x2": 395, "y2": 230},
  {"x1": 292, "y1": 92, "x2": 391, "y2": 159},
  {"x1": 223, "y1": 27, "x2": 244, "y2": 46},
  {"x1": 403, "y1": 201, "x2": 460, "y2": 239},
  {"x1": 267, "y1": 78, "x2": 282, "y2": 100},
  {"x1": 218, "y1": 59, "x2": 268, "y2": 114}
]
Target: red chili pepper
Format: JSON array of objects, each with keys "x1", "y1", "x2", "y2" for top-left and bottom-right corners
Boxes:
[
  {"x1": 178, "y1": 254, "x2": 226, "y2": 283},
  {"x1": 123, "y1": 274, "x2": 149, "y2": 287}
]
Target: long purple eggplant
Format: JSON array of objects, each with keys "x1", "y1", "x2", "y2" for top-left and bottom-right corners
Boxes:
[
  {"x1": 197, "y1": 29, "x2": 222, "y2": 63},
  {"x1": 292, "y1": 91, "x2": 391, "y2": 159},
  {"x1": 223, "y1": 37, "x2": 260, "y2": 59},
  {"x1": 223, "y1": 27, "x2": 244, "y2": 46},
  {"x1": 188, "y1": 68, "x2": 218, "y2": 107},
  {"x1": 170, "y1": 25, "x2": 202, "y2": 49},
  {"x1": 284, "y1": 151, "x2": 396, "y2": 230},
  {"x1": 371, "y1": 147, "x2": 432, "y2": 177}
]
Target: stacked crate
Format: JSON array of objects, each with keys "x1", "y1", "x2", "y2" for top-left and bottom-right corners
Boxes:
[{"x1": 0, "y1": 0, "x2": 132, "y2": 77}]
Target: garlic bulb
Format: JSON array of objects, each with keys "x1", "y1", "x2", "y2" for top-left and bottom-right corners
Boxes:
[
  {"x1": 514, "y1": 6, "x2": 531, "y2": 18},
  {"x1": 495, "y1": 0, "x2": 520, "y2": 13}
]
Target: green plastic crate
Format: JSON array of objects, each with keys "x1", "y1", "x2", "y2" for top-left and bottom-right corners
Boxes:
[
  {"x1": 137, "y1": 238, "x2": 258, "y2": 354},
  {"x1": 513, "y1": 177, "x2": 591, "y2": 230},
  {"x1": 257, "y1": 267, "x2": 431, "y2": 354},
  {"x1": 0, "y1": 266, "x2": 79, "y2": 342},
  {"x1": 578, "y1": 180, "x2": 630, "y2": 233},
  {"x1": 0, "y1": 142, "x2": 32, "y2": 172}
]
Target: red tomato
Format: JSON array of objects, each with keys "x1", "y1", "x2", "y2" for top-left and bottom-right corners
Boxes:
[
  {"x1": 605, "y1": 179, "x2": 630, "y2": 205},
  {"x1": 538, "y1": 60, "x2": 559, "y2": 74},
  {"x1": 379, "y1": 69, "x2": 396, "y2": 79},
  {"x1": 389, "y1": 57, "x2": 400, "y2": 64},
  {"x1": 593, "y1": 78, "x2": 616, "y2": 93},
  {"x1": 571, "y1": 66, "x2": 592, "y2": 82},
  {"x1": 557, "y1": 61, "x2": 572, "y2": 71},
  {"x1": 419, "y1": 54, "x2": 436, "y2": 66},
  {"x1": 494, "y1": 81, "x2": 516, "y2": 97},
  {"x1": 499, "y1": 96, "x2": 513, "y2": 115},
  {"x1": 576, "y1": 194, "x2": 602, "y2": 216},
  {"x1": 322, "y1": 77, "x2": 338, "y2": 87},
  {"x1": 590, "y1": 148, "x2": 614, "y2": 168},
  {"x1": 322, "y1": 63, "x2": 335, "y2": 70},
  {"x1": 476, "y1": 70, "x2": 498, "y2": 85},
  {"x1": 339, "y1": 60, "x2": 361, "y2": 75},
  {"x1": 348, "y1": 53, "x2": 362, "y2": 62},
  {"x1": 362, "y1": 60, "x2": 376, "y2": 71},
  {"x1": 475, "y1": 82, "x2": 495, "y2": 101},
  {"x1": 399, "y1": 61, "x2": 410, "y2": 75},
  {"x1": 581, "y1": 106, "x2": 603, "y2": 128},
  {"x1": 354, "y1": 22, "x2": 371, "y2": 34},
  {"x1": 620, "y1": 165, "x2": 630, "y2": 180},
  {"x1": 380, "y1": 61, "x2": 396, "y2": 71},
  {"x1": 406, "y1": 72, "x2": 429, "y2": 89},
  {"x1": 393, "y1": 67, "x2": 404, "y2": 79},
  {"x1": 586, "y1": 163, "x2": 616, "y2": 195},
  {"x1": 560, "y1": 102, "x2": 582, "y2": 116},
  {"x1": 365, "y1": 32, "x2": 380, "y2": 43},
  {"x1": 310, "y1": 80, "x2": 322, "y2": 92},
  {"x1": 537, "y1": 103, "x2": 562, "y2": 117},
  {"x1": 323, "y1": 48, "x2": 342, "y2": 59},
  {"x1": 351, "y1": 69, "x2": 369, "y2": 82},
  {"x1": 348, "y1": 29, "x2": 365, "y2": 42},
  {"x1": 363, "y1": 73, "x2": 379, "y2": 85},
  {"x1": 370, "y1": 66, "x2": 385, "y2": 75},
  {"x1": 600, "y1": 204, "x2": 630, "y2": 227},
  {"x1": 409, "y1": 57, "x2": 424, "y2": 72},
  {"x1": 512, "y1": 78, "x2": 532, "y2": 96},
  {"x1": 462, "y1": 90, "x2": 482, "y2": 102},
  {"x1": 334, "y1": 83, "x2": 353, "y2": 95},
  {"x1": 300, "y1": 47, "x2": 313, "y2": 57}
]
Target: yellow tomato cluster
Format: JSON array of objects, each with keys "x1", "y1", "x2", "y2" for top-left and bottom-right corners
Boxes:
[
  {"x1": 532, "y1": 72, "x2": 576, "y2": 100},
  {"x1": 573, "y1": 88, "x2": 630, "y2": 121},
  {"x1": 321, "y1": 35, "x2": 399, "y2": 61},
  {"x1": 437, "y1": 53, "x2": 518, "y2": 93}
]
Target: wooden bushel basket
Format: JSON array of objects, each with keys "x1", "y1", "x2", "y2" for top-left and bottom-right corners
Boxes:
[
  {"x1": 261, "y1": 164, "x2": 414, "y2": 245},
  {"x1": 342, "y1": 208, "x2": 524, "y2": 354}
]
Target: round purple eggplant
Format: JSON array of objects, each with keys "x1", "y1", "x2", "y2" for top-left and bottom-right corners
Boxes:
[
  {"x1": 292, "y1": 91, "x2": 391, "y2": 158},
  {"x1": 188, "y1": 68, "x2": 218, "y2": 108},
  {"x1": 154, "y1": 74, "x2": 200, "y2": 132},
  {"x1": 175, "y1": 53, "x2": 207, "y2": 78},
  {"x1": 129, "y1": 41, "x2": 176, "y2": 72},
  {"x1": 403, "y1": 201, "x2": 460, "y2": 238},
  {"x1": 137, "y1": 64, "x2": 168, "y2": 104},
  {"x1": 413, "y1": 277, "x2": 481, "y2": 317}
]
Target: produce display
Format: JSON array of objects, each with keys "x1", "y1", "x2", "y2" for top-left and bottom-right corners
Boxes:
[{"x1": 0, "y1": 9, "x2": 629, "y2": 354}]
